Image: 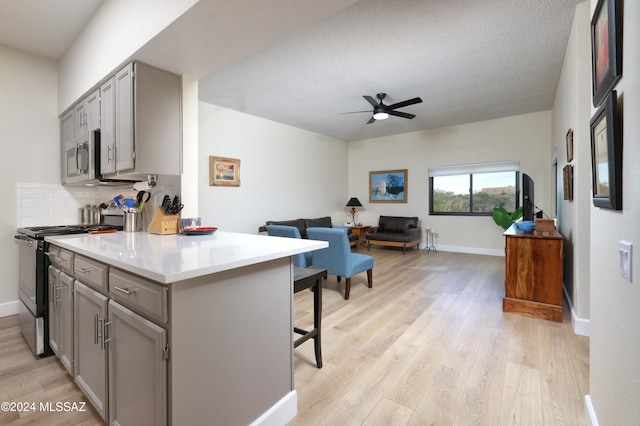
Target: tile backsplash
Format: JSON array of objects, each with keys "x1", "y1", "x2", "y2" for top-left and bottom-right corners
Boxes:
[
  {"x1": 17, "y1": 176, "x2": 182, "y2": 228},
  {"x1": 16, "y1": 183, "x2": 99, "y2": 227}
]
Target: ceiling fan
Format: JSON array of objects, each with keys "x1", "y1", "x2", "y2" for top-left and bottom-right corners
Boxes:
[{"x1": 341, "y1": 93, "x2": 423, "y2": 124}]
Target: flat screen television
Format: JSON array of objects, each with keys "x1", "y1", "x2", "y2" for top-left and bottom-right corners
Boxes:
[{"x1": 522, "y1": 173, "x2": 535, "y2": 221}]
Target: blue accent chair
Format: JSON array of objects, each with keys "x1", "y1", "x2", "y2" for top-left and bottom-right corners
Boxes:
[
  {"x1": 306, "y1": 227, "x2": 374, "y2": 300},
  {"x1": 266, "y1": 225, "x2": 312, "y2": 268}
]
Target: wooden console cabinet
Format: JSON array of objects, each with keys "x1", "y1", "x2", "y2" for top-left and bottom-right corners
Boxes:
[{"x1": 503, "y1": 224, "x2": 564, "y2": 322}]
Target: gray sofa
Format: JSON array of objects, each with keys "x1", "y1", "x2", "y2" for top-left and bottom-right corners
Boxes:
[
  {"x1": 259, "y1": 216, "x2": 358, "y2": 246},
  {"x1": 365, "y1": 216, "x2": 421, "y2": 254}
]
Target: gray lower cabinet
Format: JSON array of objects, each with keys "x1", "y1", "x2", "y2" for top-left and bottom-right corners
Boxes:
[
  {"x1": 48, "y1": 266, "x2": 74, "y2": 376},
  {"x1": 73, "y1": 273, "x2": 167, "y2": 425},
  {"x1": 59, "y1": 272, "x2": 74, "y2": 375},
  {"x1": 108, "y1": 300, "x2": 167, "y2": 426},
  {"x1": 74, "y1": 280, "x2": 109, "y2": 422},
  {"x1": 48, "y1": 266, "x2": 61, "y2": 356}
]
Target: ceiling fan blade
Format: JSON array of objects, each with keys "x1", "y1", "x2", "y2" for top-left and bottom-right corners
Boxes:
[
  {"x1": 363, "y1": 95, "x2": 379, "y2": 108},
  {"x1": 387, "y1": 97, "x2": 423, "y2": 110},
  {"x1": 366, "y1": 116, "x2": 376, "y2": 124},
  {"x1": 339, "y1": 110, "x2": 371, "y2": 115},
  {"x1": 388, "y1": 110, "x2": 416, "y2": 119}
]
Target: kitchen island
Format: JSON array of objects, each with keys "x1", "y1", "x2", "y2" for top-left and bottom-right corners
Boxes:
[{"x1": 46, "y1": 231, "x2": 327, "y2": 426}]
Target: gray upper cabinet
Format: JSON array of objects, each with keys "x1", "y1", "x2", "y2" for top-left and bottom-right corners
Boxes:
[
  {"x1": 62, "y1": 61, "x2": 182, "y2": 185},
  {"x1": 101, "y1": 62, "x2": 182, "y2": 180},
  {"x1": 114, "y1": 64, "x2": 135, "y2": 173},
  {"x1": 74, "y1": 89, "x2": 100, "y2": 145},
  {"x1": 100, "y1": 78, "x2": 116, "y2": 175}
]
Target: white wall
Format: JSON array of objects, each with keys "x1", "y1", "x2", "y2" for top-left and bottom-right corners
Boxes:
[
  {"x1": 198, "y1": 102, "x2": 349, "y2": 234},
  {"x1": 58, "y1": 0, "x2": 197, "y2": 113},
  {"x1": 588, "y1": 0, "x2": 640, "y2": 424},
  {"x1": 347, "y1": 111, "x2": 553, "y2": 255},
  {"x1": 552, "y1": 2, "x2": 591, "y2": 332},
  {"x1": 0, "y1": 46, "x2": 59, "y2": 311}
]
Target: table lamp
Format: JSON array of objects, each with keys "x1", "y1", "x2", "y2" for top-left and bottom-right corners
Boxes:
[{"x1": 345, "y1": 197, "x2": 363, "y2": 224}]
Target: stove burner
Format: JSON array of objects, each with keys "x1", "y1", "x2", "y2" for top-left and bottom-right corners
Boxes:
[{"x1": 17, "y1": 224, "x2": 122, "y2": 239}]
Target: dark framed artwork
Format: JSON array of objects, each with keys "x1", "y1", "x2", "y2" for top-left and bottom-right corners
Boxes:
[
  {"x1": 590, "y1": 91, "x2": 621, "y2": 209},
  {"x1": 563, "y1": 165, "x2": 574, "y2": 201},
  {"x1": 566, "y1": 128, "x2": 574, "y2": 162},
  {"x1": 369, "y1": 169, "x2": 408, "y2": 203},
  {"x1": 591, "y1": 0, "x2": 622, "y2": 107}
]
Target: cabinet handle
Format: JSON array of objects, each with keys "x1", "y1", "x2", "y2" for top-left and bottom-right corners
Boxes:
[
  {"x1": 113, "y1": 286, "x2": 135, "y2": 295},
  {"x1": 102, "y1": 320, "x2": 112, "y2": 350},
  {"x1": 75, "y1": 267, "x2": 93, "y2": 274},
  {"x1": 94, "y1": 314, "x2": 100, "y2": 345},
  {"x1": 107, "y1": 145, "x2": 112, "y2": 162},
  {"x1": 54, "y1": 285, "x2": 62, "y2": 306}
]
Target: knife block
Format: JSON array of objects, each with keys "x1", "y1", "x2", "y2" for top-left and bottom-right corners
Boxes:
[{"x1": 148, "y1": 206, "x2": 179, "y2": 235}]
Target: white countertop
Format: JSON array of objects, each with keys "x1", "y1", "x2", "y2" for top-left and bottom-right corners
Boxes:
[{"x1": 46, "y1": 231, "x2": 327, "y2": 284}]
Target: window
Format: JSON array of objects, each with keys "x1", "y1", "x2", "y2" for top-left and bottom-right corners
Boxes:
[{"x1": 429, "y1": 162, "x2": 520, "y2": 215}]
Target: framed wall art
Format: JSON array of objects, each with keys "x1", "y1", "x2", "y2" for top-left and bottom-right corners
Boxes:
[
  {"x1": 209, "y1": 156, "x2": 241, "y2": 186},
  {"x1": 369, "y1": 169, "x2": 408, "y2": 203},
  {"x1": 591, "y1": 0, "x2": 622, "y2": 107},
  {"x1": 563, "y1": 165, "x2": 574, "y2": 201},
  {"x1": 590, "y1": 91, "x2": 621, "y2": 210},
  {"x1": 566, "y1": 128, "x2": 574, "y2": 162}
]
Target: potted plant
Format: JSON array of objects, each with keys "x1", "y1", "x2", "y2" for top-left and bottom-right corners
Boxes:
[{"x1": 492, "y1": 205, "x2": 523, "y2": 230}]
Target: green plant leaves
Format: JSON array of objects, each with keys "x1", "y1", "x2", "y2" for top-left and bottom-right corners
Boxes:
[{"x1": 492, "y1": 205, "x2": 523, "y2": 230}]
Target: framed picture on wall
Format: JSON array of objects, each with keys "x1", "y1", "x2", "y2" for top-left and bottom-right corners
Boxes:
[
  {"x1": 589, "y1": 91, "x2": 621, "y2": 210},
  {"x1": 369, "y1": 169, "x2": 408, "y2": 203},
  {"x1": 591, "y1": 0, "x2": 622, "y2": 107},
  {"x1": 209, "y1": 156, "x2": 241, "y2": 186},
  {"x1": 566, "y1": 128, "x2": 574, "y2": 162},
  {"x1": 563, "y1": 165, "x2": 573, "y2": 201}
]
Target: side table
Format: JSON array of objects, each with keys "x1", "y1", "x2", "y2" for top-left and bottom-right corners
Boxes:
[{"x1": 349, "y1": 225, "x2": 371, "y2": 249}]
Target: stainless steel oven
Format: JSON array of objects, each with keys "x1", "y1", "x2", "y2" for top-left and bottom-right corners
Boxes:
[
  {"x1": 15, "y1": 234, "x2": 46, "y2": 355},
  {"x1": 15, "y1": 224, "x2": 121, "y2": 356}
]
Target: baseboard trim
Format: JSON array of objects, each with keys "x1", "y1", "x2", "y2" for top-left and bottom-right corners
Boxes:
[
  {"x1": 429, "y1": 244, "x2": 504, "y2": 257},
  {"x1": 585, "y1": 395, "x2": 599, "y2": 426},
  {"x1": 0, "y1": 300, "x2": 20, "y2": 318},
  {"x1": 562, "y1": 286, "x2": 590, "y2": 337},
  {"x1": 249, "y1": 390, "x2": 297, "y2": 426}
]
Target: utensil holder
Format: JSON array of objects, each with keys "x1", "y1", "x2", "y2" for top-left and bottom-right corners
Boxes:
[
  {"x1": 148, "y1": 206, "x2": 179, "y2": 235},
  {"x1": 123, "y1": 211, "x2": 143, "y2": 232}
]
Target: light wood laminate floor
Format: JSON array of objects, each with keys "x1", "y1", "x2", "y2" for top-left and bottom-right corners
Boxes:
[{"x1": 0, "y1": 249, "x2": 589, "y2": 425}]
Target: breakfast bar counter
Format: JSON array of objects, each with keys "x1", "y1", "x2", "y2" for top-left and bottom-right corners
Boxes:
[
  {"x1": 45, "y1": 231, "x2": 327, "y2": 426},
  {"x1": 47, "y1": 230, "x2": 326, "y2": 283}
]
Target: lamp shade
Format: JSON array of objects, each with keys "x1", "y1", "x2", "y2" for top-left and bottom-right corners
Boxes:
[{"x1": 346, "y1": 197, "x2": 363, "y2": 207}]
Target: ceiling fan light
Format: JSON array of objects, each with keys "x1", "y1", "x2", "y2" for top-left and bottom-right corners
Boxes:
[{"x1": 373, "y1": 112, "x2": 389, "y2": 120}]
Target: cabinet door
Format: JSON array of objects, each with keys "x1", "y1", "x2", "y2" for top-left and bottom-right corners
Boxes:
[
  {"x1": 60, "y1": 111, "x2": 74, "y2": 184},
  {"x1": 85, "y1": 89, "x2": 100, "y2": 131},
  {"x1": 48, "y1": 266, "x2": 61, "y2": 356},
  {"x1": 115, "y1": 63, "x2": 134, "y2": 172},
  {"x1": 59, "y1": 272, "x2": 74, "y2": 376},
  {"x1": 74, "y1": 102, "x2": 88, "y2": 144},
  {"x1": 74, "y1": 281, "x2": 108, "y2": 422},
  {"x1": 100, "y1": 78, "x2": 116, "y2": 175},
  {"x1": 108, "y1": 300, "x2": 167, "y2": 426}
]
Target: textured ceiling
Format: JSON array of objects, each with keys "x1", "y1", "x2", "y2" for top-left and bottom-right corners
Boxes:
[
  {"x1": 0, "y1": 0, "x2": 581, "y2": 142},
  {"x1": 198, "y1": 0, "x2": 582, "y2": 141}
]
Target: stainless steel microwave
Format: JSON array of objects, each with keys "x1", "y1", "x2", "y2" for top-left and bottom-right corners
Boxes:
[{"x1": 62, "y1": 130, "x2": 99, "y2": 185}]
